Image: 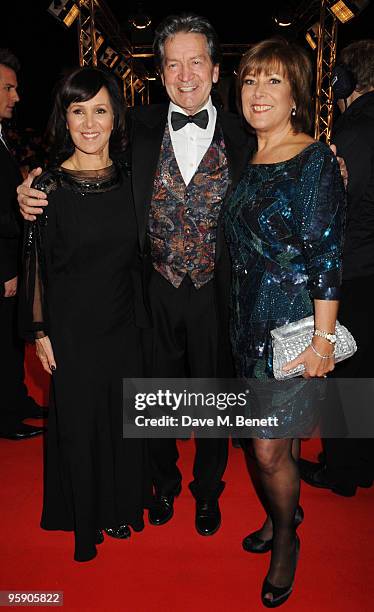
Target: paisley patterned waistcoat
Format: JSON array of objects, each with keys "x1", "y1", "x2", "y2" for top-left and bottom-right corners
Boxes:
[{"x1": 148, "y1": 122, "x2": 229, "y2": 289}]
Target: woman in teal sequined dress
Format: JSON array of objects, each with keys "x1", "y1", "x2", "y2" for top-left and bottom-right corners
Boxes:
[
  {"x1": 226, "y1": 142, "x2": 344, "y2": 380},
  {"x1": 223, "y1": 40, "x2": 346, "y2": 607}
]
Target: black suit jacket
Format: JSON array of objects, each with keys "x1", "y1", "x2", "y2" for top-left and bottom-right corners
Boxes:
[
  {"x1": 332, "y1": 91, "x2": 374, "y2": 280},
  {"x1": 0, "y1": 138, "x2": 23, "y2": 291},
  {"x1": 127, "y1": 103, "x2": 254, "y2": 374}
]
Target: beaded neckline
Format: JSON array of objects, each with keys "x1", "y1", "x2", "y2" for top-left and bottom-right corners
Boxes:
[
  {"x1": 56, "y1": 162, "x2": 121, "y2": 194},
  {"x1": 58, "y1": 163, "x2": 116, "y2": 180}
]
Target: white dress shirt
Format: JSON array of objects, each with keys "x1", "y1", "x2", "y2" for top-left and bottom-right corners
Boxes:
[
  {"x1": 0, "y1": 122, "x2": 8, "y2": 150},
  {"x1": 168, "y1": 97, "x2": 217, "y2": 186}
]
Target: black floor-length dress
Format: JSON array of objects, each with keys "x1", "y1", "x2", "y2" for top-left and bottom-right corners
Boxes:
[{"x1": 21, "y1": 163, "x2": 152, "y2": 561}]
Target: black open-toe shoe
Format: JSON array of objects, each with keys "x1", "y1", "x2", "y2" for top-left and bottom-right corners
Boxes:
[
  {"x1": 261, "y1": 535, "x2": 300, "y2": 608},
  {"x1": 242, "y1": 505, "x2": 303, "y2": 554},
  {"x1": 103, "y1": 525, "x2": 131, "y2": 539}
]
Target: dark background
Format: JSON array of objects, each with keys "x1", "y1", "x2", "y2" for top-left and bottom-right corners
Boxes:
[{"x1": 2, "y1": 1, "x2": 374, "y2": 131}]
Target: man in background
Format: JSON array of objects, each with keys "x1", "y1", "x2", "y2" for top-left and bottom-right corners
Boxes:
[
  {"x1": 0, "y1": 48, "x2": 45, "y2": 440},
  {"x1": 300, "y1": 40, "x2": 374, "y2": 495}
]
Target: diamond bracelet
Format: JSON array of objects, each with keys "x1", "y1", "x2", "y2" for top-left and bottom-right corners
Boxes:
[{"x1": 310, "y1": 341, "x2": 335, "y2": 359}]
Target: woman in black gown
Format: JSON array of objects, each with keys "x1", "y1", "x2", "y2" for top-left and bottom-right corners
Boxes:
[{"x1": 20, "y1": 68, "x2": 152, "y2": 562}]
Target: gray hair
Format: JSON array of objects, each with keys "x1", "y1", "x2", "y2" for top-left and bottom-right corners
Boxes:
[
  {"x1": 340, "y1": 40, "x2": 374, "y2": 92},
  {"x1": 153, "y1": 13, "x2": 222, "y2": 71}
]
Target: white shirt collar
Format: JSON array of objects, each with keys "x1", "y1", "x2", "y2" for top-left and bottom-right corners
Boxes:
[
  {"x1": 0, "y1": 122, "x2": 7, "y2": 147},
  {"x1": 168, "y1": 96, "x2": 215, "y2": 126}
]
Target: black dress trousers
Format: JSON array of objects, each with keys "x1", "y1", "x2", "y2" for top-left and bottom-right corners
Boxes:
[
  {"x1": 148, "y1": 271, "x2": 228, "y2": 501},
  {"x1": 0, "y1": 293, "x2": 30, "y2": 430},
  {"x1": 0, "y1": 139, "x2": 32, "y2": 432}
]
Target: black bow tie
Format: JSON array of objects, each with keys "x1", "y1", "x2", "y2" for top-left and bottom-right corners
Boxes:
[{"x1": 171, "y1": 109, "x2": 209, "y2": 131}]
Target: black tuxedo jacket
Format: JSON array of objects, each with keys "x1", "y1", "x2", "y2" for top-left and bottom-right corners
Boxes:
[
  {"x1": 127, "y1": 103, "x2": 254, "y2": 374},
  {"x1": 0, "y1": 138, "x2": 23, "y2": 292}
]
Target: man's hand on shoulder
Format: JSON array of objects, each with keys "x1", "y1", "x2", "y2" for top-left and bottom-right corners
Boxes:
[
  {"x1": 17, "y1": 167, "x2": 48, "y2": 221},
  {"x1": 330, "y1": 144, "x2": 348, "y2": 189}
]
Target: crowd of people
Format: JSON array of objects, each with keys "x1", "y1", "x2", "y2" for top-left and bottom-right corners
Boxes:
[
  {"x1": 6, "y1": 126, "x2": 47, "y2": 178},
  {"x1": 1, "y1": 11, "x2": 373, "y2": 608},
  {"x1": 0, "y1": 49, "x2": 47, "y2": 441}
]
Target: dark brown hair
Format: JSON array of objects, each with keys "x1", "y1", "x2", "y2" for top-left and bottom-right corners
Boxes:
[
  {"x1": 0, "y1": 48, "x2": 20, "y2": 73},
  {"x1": 236, "y1": 38, "x2": 313, "y2": 134},
  {"x1": 340, "y1": 39, "x2": 374, "y2": 93},
  {"x1": 47, "y1": 67, "x2": 127, "y2": 164}
]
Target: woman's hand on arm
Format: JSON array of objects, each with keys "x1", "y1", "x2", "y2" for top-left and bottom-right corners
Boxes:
[
  {"x1": 3, "y1": 276, "x2": 17, "y2": 297},
  {"x1": 17, "y1": 168, "x2": 48, "y2": 221},
  {"x1": 35, "y1": 336, "x2": 56, "y2": 375},
  {"x1": 283, "y1": 299, "x2": 339, "y2": 378}
]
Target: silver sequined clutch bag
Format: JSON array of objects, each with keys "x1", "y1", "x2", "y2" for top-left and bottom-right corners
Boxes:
[{"x1": 271, "y1": 316, "x2": 357, "y2": 380}]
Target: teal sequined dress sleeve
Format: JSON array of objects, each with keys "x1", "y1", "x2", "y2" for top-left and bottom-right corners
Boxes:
[{"x1": 223, "y1": 142, "x2": 346, "y2": 379}]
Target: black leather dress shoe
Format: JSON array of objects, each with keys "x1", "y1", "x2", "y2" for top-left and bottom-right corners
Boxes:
[
  {"x1": 103, "y1": 525, "x2": 131, "y2": 539},
  {"x1": 299, "y1": 458, "x2": 360, "y2": 497},
  {"x1": 195, "y1": 500, "x2": 221, "y2": 536},
  {"x1": 148, "y1": 483, "x2": 182, "y2": 526},
  {"x1": 231, "y1": 437, "x2": 242, "y2": 449},
  {"x1": 0, "y1": 424, "x2": 46, "y2": 440}
]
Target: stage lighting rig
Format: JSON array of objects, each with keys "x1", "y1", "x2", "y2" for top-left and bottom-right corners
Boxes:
[{"x1": 48, "y1": 0, "x2": 79, "y2": 28}]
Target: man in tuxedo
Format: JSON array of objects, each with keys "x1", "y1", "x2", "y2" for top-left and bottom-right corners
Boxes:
[
  {"x1": 128, "y1": 14, "x2": 252, "y2": 534},
  {"x1": 17, "y1": 14, "x2": 252, "y2": 532},
  {"x1": 0, "y1": 49, "x2": 45, "y2": 440}
]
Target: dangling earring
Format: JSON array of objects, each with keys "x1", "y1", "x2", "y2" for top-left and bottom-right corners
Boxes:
[{"x1": 291, "y1": 107, "x2": 296, "y2": 117}]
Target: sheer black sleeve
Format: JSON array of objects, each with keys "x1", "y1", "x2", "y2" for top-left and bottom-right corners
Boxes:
[{"x1": 19, "y1": 172, "x2": 58, "y2": 341}]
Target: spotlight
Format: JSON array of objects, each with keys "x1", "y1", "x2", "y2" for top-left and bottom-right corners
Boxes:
[
  {"x1": 329, "y1": 0, "x2": 370, "y2": 24},
  {"x1": 273, "y1": 3, "x2": 294, "y2": 27},
  {"x1": 305, "y1": 22, "x2": 319, "y2": 50},
  {"x1": 63, "y1": 4, "x2": 79, "y2": 28},
  {"x1": 48, "y1": 0, "x2": 79, "y2": 29},
  {"x1": 129, "y1": 3, "x2": 152, "y2": 30}
]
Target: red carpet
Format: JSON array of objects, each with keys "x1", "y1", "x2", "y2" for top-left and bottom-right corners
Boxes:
[{"x1": 0, "y1": 345, "x2": 373, "y2": 611}]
